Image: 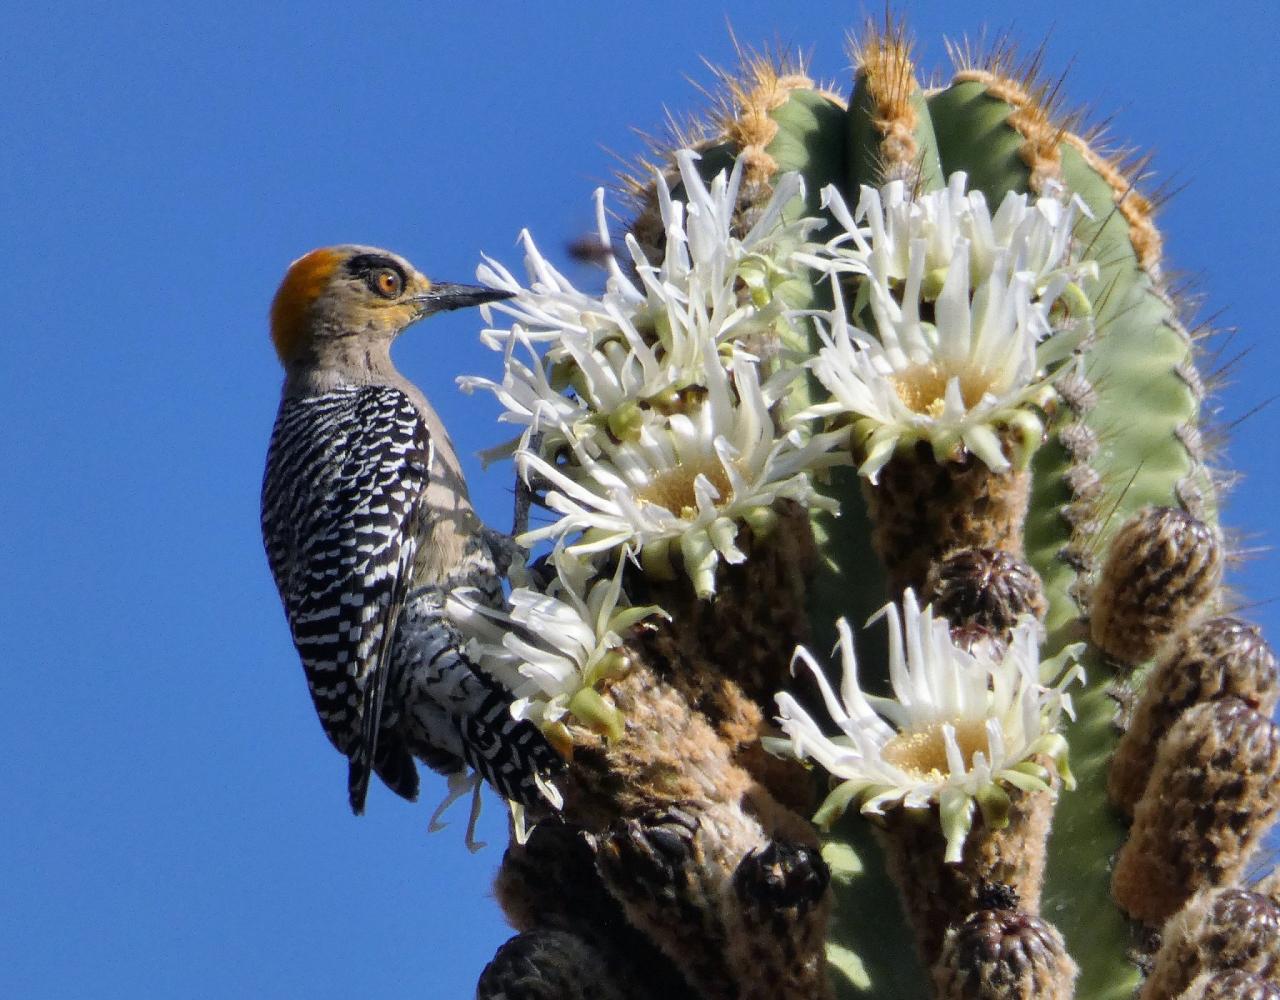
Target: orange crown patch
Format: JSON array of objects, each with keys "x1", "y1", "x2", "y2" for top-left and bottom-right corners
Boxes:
[{"x1": 269, "y1": 248, "x2": 344, "y2": 363}]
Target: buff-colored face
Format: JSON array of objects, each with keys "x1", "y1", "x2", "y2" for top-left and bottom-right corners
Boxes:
[{"x1": 269, "y1": 245, "x2": 509, "y2": 365}]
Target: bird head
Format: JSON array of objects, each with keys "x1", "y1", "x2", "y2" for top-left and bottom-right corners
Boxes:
[{"x1": 269, "y1": 245, "x2": 513, "y2": 366}]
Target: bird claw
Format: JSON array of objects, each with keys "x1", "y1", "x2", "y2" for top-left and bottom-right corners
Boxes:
[{"x1": 482, "y1": 526, "x2": 526, "y2": 580}]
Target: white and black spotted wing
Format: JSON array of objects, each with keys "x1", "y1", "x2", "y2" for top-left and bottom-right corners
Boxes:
[{"x1": 262, "y1": 384, "x2": 430, "y2": 814}]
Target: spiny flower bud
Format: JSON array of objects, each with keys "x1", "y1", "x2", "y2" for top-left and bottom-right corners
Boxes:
[
  {"x1": 1174, "y1": 970, "x2": 1280, "y2": 1000},
  {"x1": 1257, "y1": 867, "x2": 1280, "y2": 903},
  {"x1": 1091, "y1": 506, "x2": 1223, "y2": 666},
  {"x1": 932, "y1": 906, "x2": 1078, "y2": 999},
  {"x1": 1113, "y1": 700, "x2": 1280, "y2": 924},
  {"x1": 924, "y1": 547, "x2": 1048, "y2": 639},
  {"x1": 1138, "y1": 888, "x2": 1280, "y2": 1000},
  {"x1": 1110, "y1": 617, "x2": 1279, "y2": 814}
]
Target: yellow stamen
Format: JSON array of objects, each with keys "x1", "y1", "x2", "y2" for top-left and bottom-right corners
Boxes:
[
  {"x1": 881, "y1": 719, "x2": 990, "y2": 780},
  {"x1": 637, "y1": 457, "x2": 733, "y2": 517},
  {"x1": 890, "y1": 363, "x2": 996, "y2": 417}
]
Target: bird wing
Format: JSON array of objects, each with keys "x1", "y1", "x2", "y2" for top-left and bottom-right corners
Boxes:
[
  {"x1": 263, "y1": 385, "x2": 431, "y2": 813},
  {"x1": 347, "y1": 435, "x2": 435, "y2": 814}
]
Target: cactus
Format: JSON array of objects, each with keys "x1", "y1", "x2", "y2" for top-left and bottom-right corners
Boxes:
[{"x1": 451, "y1": 20, "x2": 1278, "y2": 1000}]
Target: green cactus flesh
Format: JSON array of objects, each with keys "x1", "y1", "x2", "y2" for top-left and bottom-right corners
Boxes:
[
  {"x1": 927, "y1": 79, "x2": 1211, "y2": 1000},
  {"x1": 845, "y1": 70, "x2": 944, "y2": 196},
  {"x1": 761, "y1": 89, "x2": 897, "y2": 665}
]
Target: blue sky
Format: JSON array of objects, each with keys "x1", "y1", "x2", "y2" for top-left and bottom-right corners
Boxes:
[{"x1": 2, "y1": 3, "x2": 1276, "y2": 997}]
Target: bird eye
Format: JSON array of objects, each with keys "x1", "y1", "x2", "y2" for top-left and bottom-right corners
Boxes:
[{"x1": 369, "y1": 268, "x2": 403, "y2": 299}]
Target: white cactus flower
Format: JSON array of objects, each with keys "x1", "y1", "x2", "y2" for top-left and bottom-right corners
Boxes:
[
  {"x1": 775, "y1": 590, "x2": 1081, "y2": 863},
  {"x1": 796, "y1": 172, "x2": 1096, "y2": 481},
  {"x1": 448, "y1": 550, "x2": 664, "y2": 741},
  {"x1": 463, "y1": 150, "x2": 821, "y2": 452},
  {"x1": 518, "y1": 352, "x2": 848, "y2": 597}
]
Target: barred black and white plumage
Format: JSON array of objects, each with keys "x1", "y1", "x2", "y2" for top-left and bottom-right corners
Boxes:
[
  {"x1": 391, "y1": 589, "x2": 563, "y2": 805},
  {"x1": 263, "y1": 383, "x2": 562, "y2": 813},
  {"x1": 260, "y1": 245, "x2": 563, "y2": 818},
  {"x1": 262, "y1": 384, "x2": 431, "y2": 811}
]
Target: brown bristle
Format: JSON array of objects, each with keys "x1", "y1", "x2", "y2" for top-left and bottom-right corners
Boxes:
[
  {"x1": 1112, "y1": 700, "x2": 1280, "y2": 924},
  {"x1": 700, "y1": 38, "x2": 816, "y2": 188},
  {"x1": 947, "y1": 36, "x2": 1069, "y2": 193},
  {"x1": 617, "y1": 37, "x2": 832, "y2": 255},
  {"x1": 849, "y1": 15, "x2": 923, "y2": 181},
  {"x1": 948, "y1": 34, "x2": 1166, "y2": 276},
  {"x1": 1090, "y1": 506, "x2": 1223, "y2": 667},
  {"x1": 1062, "y1": 132, "x2": 1165, "y2": 276},
  {"x1": 1138, "y1": 888, "x2": 1280, "y2": 1000},
  {"x1": 1109, "y1": 617, "x2": 1280, "y2": 815}
]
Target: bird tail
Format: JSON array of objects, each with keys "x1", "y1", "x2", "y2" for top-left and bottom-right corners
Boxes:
[
  {"x1": 457, "y1": 672, "x2": 566, "y2": 806},
  {"x1": 395, "y1": 587, "x2": 566, "y2": 807},
  {"x1": 347, "y1": 749, "x2": 373, "y2": 815}
]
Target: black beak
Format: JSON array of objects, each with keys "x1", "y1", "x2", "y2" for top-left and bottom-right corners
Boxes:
[{"x1": 415, "y1": 282, "x2": 514, "y2": 314}]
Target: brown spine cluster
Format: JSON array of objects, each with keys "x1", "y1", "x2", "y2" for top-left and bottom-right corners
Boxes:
[
  {"x1": 1061, "y1": 130, "x2": 1165, "y2": 278},
  {"x1": 1138, "y1": 888, "x2": 1280, "y2": 1000},
  {"x1": 1112, "y1": 700, "x2": 1280, "y2": 924},
  {"x1": 948, "y1": 42, "x2": 1068, "y2": 194},
  {"x1": 621, "y1": 46, "x2": 840, "y2": 261},
  {"x1": 1090, "y1": 506, "x2": 1223, "y2": 666},
  {"x1": 849, "y1": 17, "x2": 925, "y2": 184},
  {"x1": 948, "y1": 38, "x2": 1166, "y2": 276},
  {"x1": 1109, "y1": 617, "x2": 1279, "y2": 814}
]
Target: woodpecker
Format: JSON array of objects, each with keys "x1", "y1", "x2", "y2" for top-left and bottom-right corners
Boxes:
[{"x1": 261, "y1": 245, "x2": 562, "y2": 815}]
